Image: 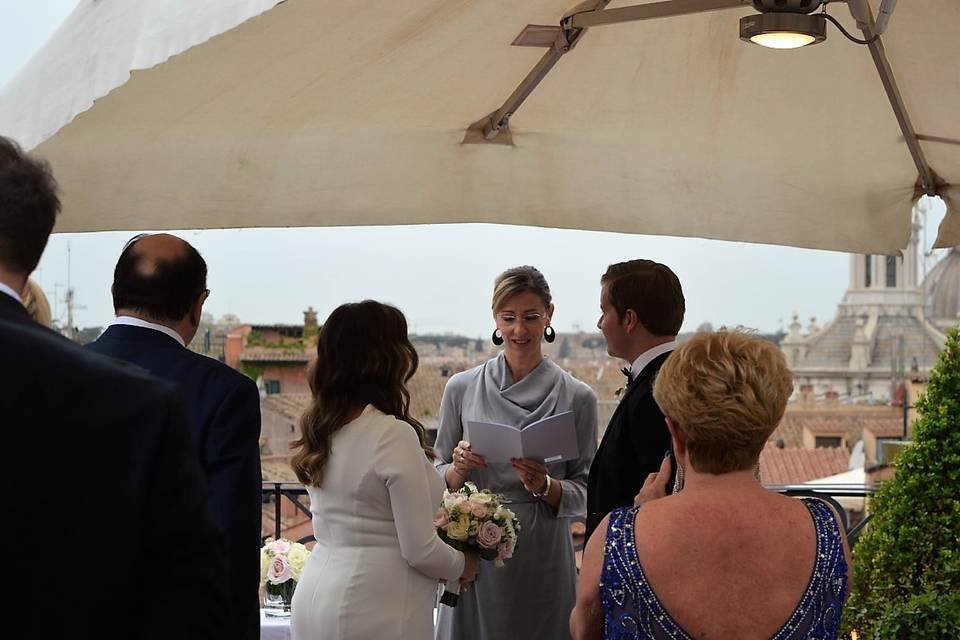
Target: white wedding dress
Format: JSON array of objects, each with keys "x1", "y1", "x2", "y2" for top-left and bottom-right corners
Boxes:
[{"x1": 291, "y1": 405, "x2": 464, "y2": 639}]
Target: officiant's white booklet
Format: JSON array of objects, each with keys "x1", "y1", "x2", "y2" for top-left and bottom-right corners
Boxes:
[{"x1": 466, "y1": 411, "x2": 579, "y2": 464}]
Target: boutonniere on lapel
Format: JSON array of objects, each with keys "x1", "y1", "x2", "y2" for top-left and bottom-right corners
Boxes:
[{"x1": 615, "y1": 366, "x2": 632, "y2": 399}]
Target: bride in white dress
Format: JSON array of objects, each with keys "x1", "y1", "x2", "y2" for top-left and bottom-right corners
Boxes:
[{"x1": 290, "y1": 301, "x2": 478, "y2": 639}]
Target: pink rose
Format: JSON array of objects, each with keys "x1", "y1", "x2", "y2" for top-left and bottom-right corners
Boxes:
[
  {"x1": 471, "y1": 505, "x2": 489, "y2": 519},
  {"x1": 476, "y1": 521, "x2": 503, "y2": 549},
  {"x1": 270, "y1": 539, "x2": 291, "y2": 554},
  {"x1": 433, "y1": 509, "x2": 449, "y2": 528},
  {"x1": 459, "y1": 501, "x2": 475, "y2": 515},
  {"x1": 267, "y1": 555, "x2": 293, "y2": 584}
]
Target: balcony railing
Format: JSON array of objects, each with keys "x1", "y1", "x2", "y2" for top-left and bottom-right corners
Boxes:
[{"x1": 261, "y1": 481, "x2": 879, "y2": 548}]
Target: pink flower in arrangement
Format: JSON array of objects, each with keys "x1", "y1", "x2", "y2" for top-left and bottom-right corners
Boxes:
[
  {"x1": 267, "y1": 555, "x2": 293, "y2": 584},
  {"x1": 471, "y1": 505, "x2": 489, "y2": 519},
  {"x1": 270, "y1": 539, "x2": 291, "y2": 554},
  {"x1": 433, "y1": 509, "x2": 450, "y2": 528},
  {"x1": 498, "y1": 540, "x2": 515, "y2": 560},
  {"x1": 477, "y1": 521, "x2": 503, "y2": 549}
]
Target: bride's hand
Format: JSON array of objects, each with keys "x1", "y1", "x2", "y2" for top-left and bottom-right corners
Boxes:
[{"x1": 460, "y1": 551, "x2": 479, "y2": 585}]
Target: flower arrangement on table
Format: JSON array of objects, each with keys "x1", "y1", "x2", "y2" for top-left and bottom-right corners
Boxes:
[
  {"x1": 260, "y1": 537, "x2": 311, "y2": 616},
  {"x1": 434, "y1": 481, "x2": 520, "y2": 606}
]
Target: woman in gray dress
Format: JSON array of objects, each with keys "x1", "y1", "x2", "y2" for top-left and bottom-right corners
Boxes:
[{"x1": 434, "y1": 265, "x2": 598, "y2": 639}]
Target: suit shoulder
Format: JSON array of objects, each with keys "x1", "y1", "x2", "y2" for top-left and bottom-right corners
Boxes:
[
  {"x1": 183, "y1": 349, "x2": 258, "y2": 393},
  {"x1": 2, "y1": 317, "x2": 179, "y2": 404},
  {"x1": 626, "y1": 383, "x2": 665, "y2": 420}
]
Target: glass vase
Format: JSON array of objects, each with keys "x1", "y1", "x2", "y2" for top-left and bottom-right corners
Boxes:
[{"x1": 264, "y1": 580, "x2": 296, "y2": 617}]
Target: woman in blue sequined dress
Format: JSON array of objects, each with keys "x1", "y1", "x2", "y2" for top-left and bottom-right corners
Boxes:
[{"x1": 571, "y1": 329, "x2": 852, "y2": 640}]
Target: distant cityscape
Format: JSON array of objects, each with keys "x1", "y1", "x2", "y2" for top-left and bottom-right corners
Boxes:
[{"x1": 46, "y1": 239, "x2": 958, "y2": 543}]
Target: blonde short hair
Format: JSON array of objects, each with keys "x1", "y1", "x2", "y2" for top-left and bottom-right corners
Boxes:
[
  {"x1": 653, "y1": 329, "x2": 793, "y2": 474},
  {"x1": 21, "y1": 278, "x2": 53, "y2": 328},
  {"x1": 491, "y1": 266, "x2": 552, "y2": 312}
]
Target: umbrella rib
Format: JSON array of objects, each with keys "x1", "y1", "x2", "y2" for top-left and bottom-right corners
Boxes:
[
  {"x1": 472, "y1": 0, "x2": 750, "y2": 143},
  {"x1": 846, "y1": 0, "x2": 936, "y2": 196}
]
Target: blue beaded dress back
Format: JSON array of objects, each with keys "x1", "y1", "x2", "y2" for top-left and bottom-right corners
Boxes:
[{"x1": 599, "y1": 498, "x2": 847, "y2": 639}]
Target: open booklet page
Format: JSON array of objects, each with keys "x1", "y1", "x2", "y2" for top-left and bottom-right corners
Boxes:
[{"x1": 466, "y1": 411, "x2": 578, "y2": 464}]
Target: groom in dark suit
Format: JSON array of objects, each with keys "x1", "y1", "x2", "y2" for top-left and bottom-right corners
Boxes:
[
  {"x1": 585, "y1": 259, "x2": 685, "y2": 542},
  {"x1": 1, "y1": 135, "x2": 228, "y2": 638},
  {"x1": 88, "y1": 233, "x2": 262, "y2": 640}
]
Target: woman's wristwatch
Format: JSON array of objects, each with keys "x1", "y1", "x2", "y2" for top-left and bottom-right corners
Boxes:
[{"x1": 532, "y1": 475, "x2": 551, "y2": 499}]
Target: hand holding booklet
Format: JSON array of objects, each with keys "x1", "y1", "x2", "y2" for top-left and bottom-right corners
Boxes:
[{"x1": 466, "y1": 411, "x2": 579, "y2": 464}]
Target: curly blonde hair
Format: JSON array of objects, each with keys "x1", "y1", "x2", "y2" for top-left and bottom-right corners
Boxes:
[{"x1": 653, "y1": 329, "x2": 793, "y2": 474}]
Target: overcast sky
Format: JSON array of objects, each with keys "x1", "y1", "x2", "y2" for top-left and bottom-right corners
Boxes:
[{"x1": 1, "y1": 2, "x2": 949, "y2": 338}]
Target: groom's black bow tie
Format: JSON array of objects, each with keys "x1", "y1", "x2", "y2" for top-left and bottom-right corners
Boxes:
[{"x1": 620, "y1": 366, "x2": 632, "y2": 383}]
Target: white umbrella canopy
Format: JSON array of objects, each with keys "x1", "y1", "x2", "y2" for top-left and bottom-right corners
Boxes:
[{"x1": 0, "y1": 0, "x2": 956, "y2": 253}]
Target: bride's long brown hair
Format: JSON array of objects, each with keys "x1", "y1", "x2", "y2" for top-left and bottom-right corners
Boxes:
[{"x1": 291, "y1": 300, "x2": 434, "y2": 487}]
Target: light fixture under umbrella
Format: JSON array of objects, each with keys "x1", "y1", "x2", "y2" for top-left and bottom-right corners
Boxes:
[{"x1": 739, "y1": 10, "x2": 827, "y2": 49}]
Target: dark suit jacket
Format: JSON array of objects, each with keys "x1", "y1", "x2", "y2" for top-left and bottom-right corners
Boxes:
[
  {"x1": 585, "y1": 352, "x2": 675, "y2": 542},
  {"x1": 1, "y1": 292, "x2": 227, "y2": 639},
  {"x1": 88, "y1": 324, "x2": 262, "y2": 640}
]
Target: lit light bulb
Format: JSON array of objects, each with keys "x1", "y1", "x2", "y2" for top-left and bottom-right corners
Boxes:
[{"x1": 750, "y1": 32, "x2": 817, "y2": 49}]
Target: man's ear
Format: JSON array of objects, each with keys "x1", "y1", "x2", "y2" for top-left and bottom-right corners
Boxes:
[
  {"x1": 623, "y1": 308, "x2": 639, "y2": 333},
  {"x1": 190, "y1": 292, "x2": 205, "y2": 327}
]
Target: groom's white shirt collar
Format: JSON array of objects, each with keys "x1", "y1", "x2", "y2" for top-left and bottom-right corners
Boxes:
[
  {"x1": 0, "y1": 282, "x2": 21, "y2": 303},
  {"x1": 629, "y1": 339, "x2": 678, "y2": 379},
  {"x1": 109, "y1": 315, "x2": 186, "y2": 347}
]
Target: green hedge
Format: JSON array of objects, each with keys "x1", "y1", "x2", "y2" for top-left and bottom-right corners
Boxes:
[{"x1": 842, "y1": 325, "x2": 960, "y2": 638}]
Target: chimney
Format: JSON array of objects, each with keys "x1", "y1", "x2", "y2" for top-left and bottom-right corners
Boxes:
[
  {"x1": 825, "y1": 390, "x2": 840, "y2": 407},
  {"x1": 799, "y1": 384, "x2": 815, "y2": 408},
  {"x1": 303, "y1": 306, "x2": 318, "y2": 330}
]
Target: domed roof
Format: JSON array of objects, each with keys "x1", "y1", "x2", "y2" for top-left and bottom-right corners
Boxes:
[{"x1": 925, "y1": 248, "x2": 960, "y2": 321}]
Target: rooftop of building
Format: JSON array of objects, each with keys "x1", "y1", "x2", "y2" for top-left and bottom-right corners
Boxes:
[
  {"x1": 759, "y1": 443, "x2": 850, "y2": 485},
  {"x1": 772, "y1": 404, "x2": 902, "y2": 448}
]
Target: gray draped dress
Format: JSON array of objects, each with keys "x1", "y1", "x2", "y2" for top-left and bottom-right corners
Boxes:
[{"x1": 434, "y1": 354, "x2": 598, "y2": 640}]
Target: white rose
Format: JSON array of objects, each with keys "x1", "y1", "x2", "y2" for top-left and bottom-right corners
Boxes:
[
  {"x1": 468, "y1": 492, "x2": 494, "y2": 506},
  {"x1": 443, "y1": 493, "x2": 467, "y2": 510}
]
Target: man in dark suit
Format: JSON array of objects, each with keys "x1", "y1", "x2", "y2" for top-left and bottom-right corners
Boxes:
[
  {"x1": 585, "y1": 259, "x2": 685, "y2": 541},
  {"x1": 1, "y1": 135, "x2": 227, "y2": 638},
  {"x1": 88, "y1": 233, "x2": 262, "y2": 640}
]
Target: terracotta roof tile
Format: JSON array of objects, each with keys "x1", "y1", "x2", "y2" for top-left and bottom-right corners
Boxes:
[
  {"x1": 261, "y1": 394, "x2": 311, "y2": 421},
  {"x1": 240, "y1": 346, "x2": 310, "y2": 362},
  {"x1": 862, "y1": 416, "x2": 904, "y2": 437},
  {"x1": 771, "y1": 405, "x2": 901, "y2": 448},
  {"x1": 760, "y1": 444, "x2": 850, "y2": 485}
]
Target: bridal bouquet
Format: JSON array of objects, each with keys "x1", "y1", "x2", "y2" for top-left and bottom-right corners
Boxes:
[
  {"x1": 260, "y1": 537, "x2": 311, "y2": 616},
  {"x1": 434, "y1": 481, "x2": 520, "y2": 606}
]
